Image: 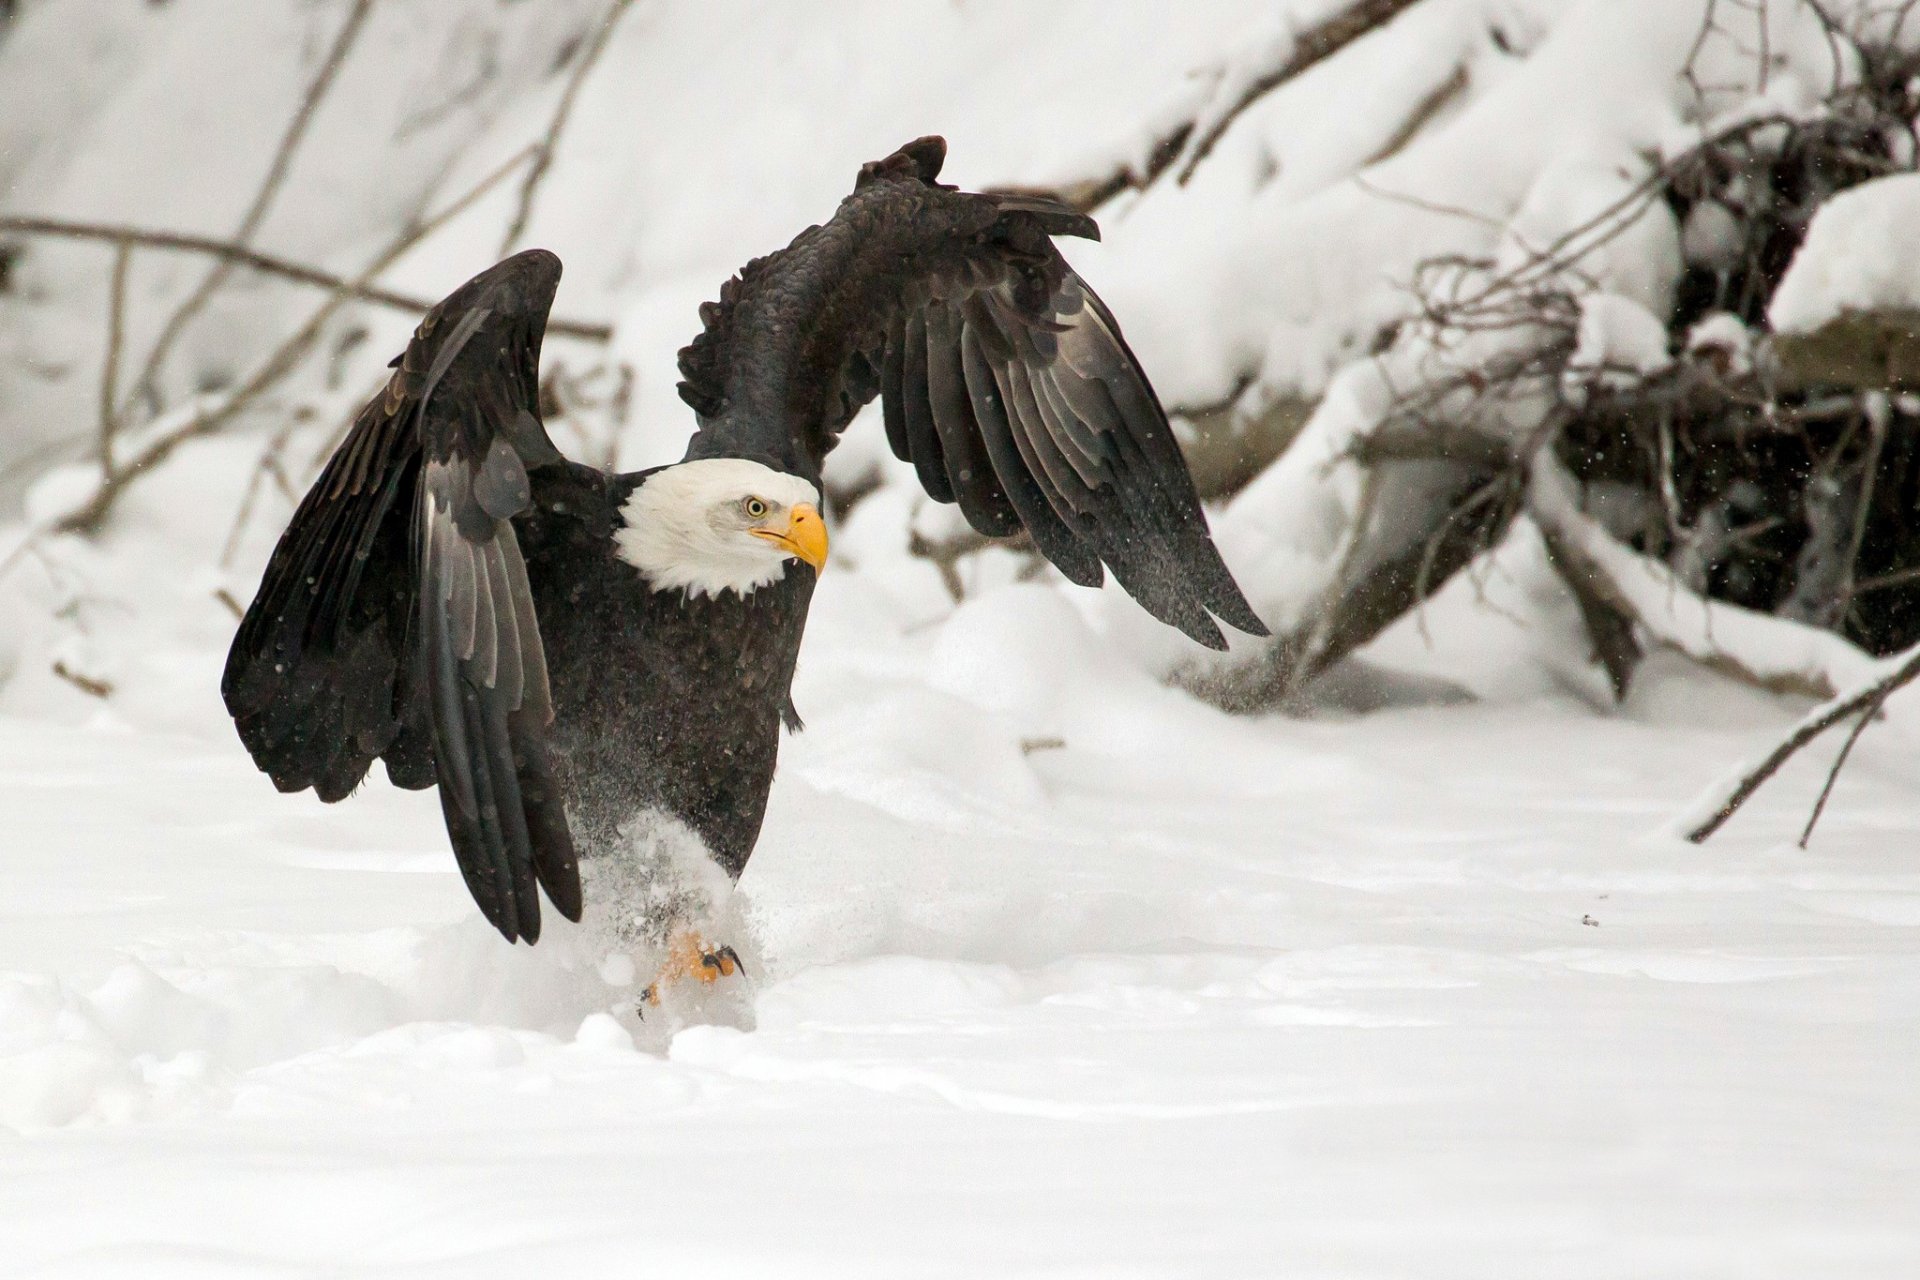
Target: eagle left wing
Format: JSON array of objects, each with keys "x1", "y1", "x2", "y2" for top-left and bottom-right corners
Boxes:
[
  {"x1": 223, "y1": 250, "x2": 581, "y2": 943},
  {"x1": 675, "y1": 136, "x2": 1268, "y2": 651}
]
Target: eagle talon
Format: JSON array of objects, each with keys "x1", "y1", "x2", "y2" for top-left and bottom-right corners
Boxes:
[{"x1": 638, "y1": 933, "x2": 747, "y2": 1012}]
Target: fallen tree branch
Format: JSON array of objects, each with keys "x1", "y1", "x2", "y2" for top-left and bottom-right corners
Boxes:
[
  {"x1": 1056, "y1": 0, "x2": 1426, "y2": 210},
  {"x1": 0, "y1": 215, "x2": 613, "y2": 343},
  {"x1": 1684, "y1": 641, "x2": 1920, "y2": 842},
  {"x1": 1173, "y1": 0, "x2": 1427, "y2": 186},
  {"x1": 1527, "y1": 445, "x2": 1879, "y2": 702}
]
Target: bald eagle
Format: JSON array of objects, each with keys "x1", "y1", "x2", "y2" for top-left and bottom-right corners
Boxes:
[{"x1": 221, "y1": 138, "x2": 1266, "y2": 997}]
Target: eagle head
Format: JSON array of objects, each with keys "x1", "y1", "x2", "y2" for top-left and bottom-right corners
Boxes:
[{"x1": 614, "y1": 458, "x2": 826, "y2": 598}]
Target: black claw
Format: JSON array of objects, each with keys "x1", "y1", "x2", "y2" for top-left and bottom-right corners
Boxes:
[{"x1": 700, "y1": 945, "x2": 746, "y2": 978}]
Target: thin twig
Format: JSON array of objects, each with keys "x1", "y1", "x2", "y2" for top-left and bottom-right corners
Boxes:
[
  {"x1": 1848, "y1": 562, "x2": 1920, "y2": 596},
  {"x1": 1832, "y1": 394, "x2": 1889, "y2": 620},
  {"x1": 0, "y1": 215, "x2": 612, "y2": 342},
  {"x1": 1686, "y1": 641, "x2": 1920, "y2": 841},
  {"x1": 125, "y1": 0, "x2": 376, "y2": 417},
  {"x1": 50, "y1": 661, "x2": 113, "y2": 700},
  {"x1": 218, "y1": 417, "x2": 302, "y2": 568},
  {"x1": 97, "y1": 240, "x2": 132, "y2": 477},
  {"x1": 1798, "y1": 679, "x2": 1893, "y2": 846},
  {"x1": 498, "y1": 0, "x2": 638, "y2": 255}
]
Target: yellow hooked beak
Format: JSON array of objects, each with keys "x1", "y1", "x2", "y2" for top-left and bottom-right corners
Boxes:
[{"x1": 750, "y1": 501, "x2": 828, "y2": 573}]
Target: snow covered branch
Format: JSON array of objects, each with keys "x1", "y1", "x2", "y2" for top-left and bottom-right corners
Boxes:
[
  {"x1": 1681, "y1": 638, "x2": 1920, "y2": 842},
  {"x1": 1527, "y1": 444, "x2": 1878, "y2": 701},
  {"x1": 1171, "y1": 0, "x2": 1428, "y2": 187},
  {"x1": 1055, "y1": 0, "x2": 1427, "y2": 211}
]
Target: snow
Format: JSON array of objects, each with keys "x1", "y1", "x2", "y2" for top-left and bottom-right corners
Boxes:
[
  {"x1": 2, "y1": 0, "x2": 1919, "y2": 1273},
  {"x1": 1527, "y1": 449, "x2": 1881, "y2": 697},
  {"x1": 1565, "y1": 291, "x2": 1674, "y2": 395},
  {"x1": 1769, "y1": 172, "x2": 1920, "y2": 333},
  {"x1": 5, "y1": 643, "x2": 1920, "y2": 1274}
]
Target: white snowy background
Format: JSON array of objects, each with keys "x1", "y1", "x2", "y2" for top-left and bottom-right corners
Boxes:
[{"x1": 1, "y1": 1, "x2": 1917, "y2": 1275}]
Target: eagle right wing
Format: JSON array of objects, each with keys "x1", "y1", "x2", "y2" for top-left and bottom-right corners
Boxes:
[
  {"x1": 222, "y1": 249, "x2": 580, "y2": 943},
  {"x1": 675, "y1": 137, "x2": 1268, "y2": 650}
]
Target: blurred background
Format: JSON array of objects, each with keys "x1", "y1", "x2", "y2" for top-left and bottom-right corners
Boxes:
[{"x1": 2, "y1": 4, "x2": 1919, "y2": 1272}]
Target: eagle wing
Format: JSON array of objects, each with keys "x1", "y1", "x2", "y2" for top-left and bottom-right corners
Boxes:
[
  {"x1": 222, "y1": 249, "x2": 580, "y2": 943},
  {"x1": 676, "y1": 136, "x2": 1267, "y2": 649}
]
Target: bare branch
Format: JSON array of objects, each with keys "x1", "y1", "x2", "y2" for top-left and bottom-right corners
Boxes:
[
  {"x1": 217, "y1": 416, "x2": 304, "y2": 568},
  {"x1": 50, "y1": 660, "x2": 113, "y2": 700},
  {"x1": 908, "y1": 526, "x2": 1040, "y2": 603},
  {"x1": 125, "y1": 0, "x2": 376, "y2": 418},
  {"x1": 47, "y1": 144, "x2": 542, "y2": 536},
  {"x1": 1685, "y1": 642, "x2": 1920, "y2": 842},
  {"x1": 1798, "y1": 679, "x2": 1892, "y2": 847},
  {"x1": 0, "y1": 215, "x2": 612, "y2": 342},
  {"x1": 498, "y1": 0, "x2": 638, "y2": 255},
  {"x1": 97, "y1": 240, "x2": 132, "y2": 476}
]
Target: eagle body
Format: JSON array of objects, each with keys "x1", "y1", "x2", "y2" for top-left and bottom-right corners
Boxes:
[
  {"x1": 223, "y1": 136, "x2": 1268, "y2": 954},
  {"x1": 516, "y1": 462, "x2": 810, "y2": 880}
]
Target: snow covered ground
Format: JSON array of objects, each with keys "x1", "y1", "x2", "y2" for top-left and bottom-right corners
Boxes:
[
  {"x1": 4, "y1": 551, "x2": 1919, "y2": 1276},
  {"x1": 3, "y1": 0, "x2": 1919, "y2": 1274}
]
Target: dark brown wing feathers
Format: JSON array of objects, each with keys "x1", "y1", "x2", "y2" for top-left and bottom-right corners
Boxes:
[
  {"x1": 223, "y1": 249, "x2": 580, "y2": 942},
  {"x1": 677, "y1": 135, "x2": 1266, "y2": 649}
]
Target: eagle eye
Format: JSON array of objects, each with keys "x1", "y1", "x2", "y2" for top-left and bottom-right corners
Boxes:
[{"x1": 744, "y1": 497, "x2": 768, "y2": 519}]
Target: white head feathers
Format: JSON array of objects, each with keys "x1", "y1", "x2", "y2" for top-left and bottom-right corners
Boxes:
[{"x1": 614, "y1": 458, "x2": 822, "y2": 598}]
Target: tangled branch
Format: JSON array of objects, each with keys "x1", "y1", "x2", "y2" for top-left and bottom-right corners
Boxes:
[
  {"x1": 46, "y1": 143, "x2": 542, "y2": 537},
  {"x1": 125, "y1": 0, "x2": 375, "y2": 420}
]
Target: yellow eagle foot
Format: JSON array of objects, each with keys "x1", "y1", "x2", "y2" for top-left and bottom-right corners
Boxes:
[{"x1": 639, "y1": 933, "x2": 747, "y2": 1012}]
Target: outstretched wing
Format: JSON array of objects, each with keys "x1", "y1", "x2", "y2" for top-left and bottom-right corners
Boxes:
[
  {"x1": 676, "y1": 136, "x2": 1267, "y2": 649},
  {"x1": 222, "y1": 249, "x2": 581, "y2": 943}
]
